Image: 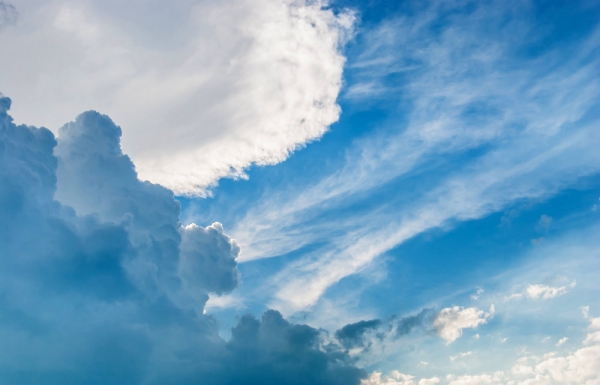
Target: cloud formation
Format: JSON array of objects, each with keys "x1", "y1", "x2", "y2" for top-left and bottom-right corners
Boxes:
[
  {"x1": 506, "y1": 281, "x2": 577, "y2": 301},
  {"x1": 0, "y1": 0, "x2": 354, "y2": 195},
  {"x1": 363, "y1": 313, "x2": 600, "y2": 385},
  {"x1": 334, "y1": 306, "x2": 490, "y2": 353},
  {"x1": 362, "y1": 371, "x2": 440, "y2": 385},
  {"x1": 433, "y1": 306, "x2": 493, "y2": 344},
  {"x1": 0, "y1": 94, "x2": 364, "y2": 384}
]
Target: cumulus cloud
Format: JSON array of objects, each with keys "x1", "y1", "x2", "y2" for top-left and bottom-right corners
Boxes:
[
  {"x1": 0, "y1": 0, "x2": 354, "y2": 195},
  {"x1": 0, "y1": 95, "x2": 364, "y2": 384},
  {"x1": 584, "y1": 311, "x2": 600, "y2": 345},
  {"x1": 446, "y1": 373, "x2": 506, "y2": 385},
  {"x1": 433, "y1": 306, "x2": 493, "y2": 344},
  {"x1": 526, "y1": 282, "x2": 575, "y2": 300},
  {"x1": 366, "y1": 345, "x2": 600, "y2": 385},
  {"x1": 362, "y1": 371, "x2": 415, "y2": 385}
]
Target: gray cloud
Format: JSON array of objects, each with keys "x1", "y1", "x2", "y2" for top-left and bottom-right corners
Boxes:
[
  {"x1": 335, "y1": 309, "x2": 437, "y2": 351},
  {"x1": 0, "y1": 93, "x2": 364, "y2": 385},
  {"x1": 0, "y1": 2, "x2": 16, "y2": 28}
]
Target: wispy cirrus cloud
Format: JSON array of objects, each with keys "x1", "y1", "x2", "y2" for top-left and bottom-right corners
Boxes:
[
  {"x1": 0, "y1": 94, "x2": 366, "y2": 384},
  {"x1": 225, "y1": 0, "x2": 600, "y2": 317}
]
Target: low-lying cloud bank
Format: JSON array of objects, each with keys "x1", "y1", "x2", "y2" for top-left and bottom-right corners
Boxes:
[{"x1": 0, "y1": 94, "x2": 364, "y2": 384}]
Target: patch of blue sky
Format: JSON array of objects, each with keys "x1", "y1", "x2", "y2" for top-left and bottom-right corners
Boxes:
[{"x1": 182, "y1": 0, "x2": 600, "y2": 359}]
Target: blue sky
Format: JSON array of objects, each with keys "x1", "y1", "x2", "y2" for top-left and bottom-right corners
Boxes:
[{"x1": 1, "y1": 0, "x2": 600, "y2": 384}]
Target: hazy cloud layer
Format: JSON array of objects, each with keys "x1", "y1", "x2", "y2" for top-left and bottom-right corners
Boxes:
[{"x1": 1, "y1": 0, "x2": 354, "y2": 195}]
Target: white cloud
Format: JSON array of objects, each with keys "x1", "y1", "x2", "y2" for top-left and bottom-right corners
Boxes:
[
  {"x1": 367, "y1": 341, "x2": 600, "y2": 385},
  {"x1": 361, "y1": 371, "x2": 439, "y2": 385},
  {"x1": 518, "y1": 345, "x2": 600, "y2": 384},
  {"x1": 433, "y1": 306, "x2": 492, "y2": 344},
  {"x1": 0, "y1": 0, "x2": 354, "y2": 195},
  {"x1": 362, "y1": 371, "x2": 416, "y2": 385},
  {"x1": 446, "y1": 373, "x2": 505, "y2": 385},
  {"x1": 505, "y1": 281, "x2": 576, "y2": 302},
  {"x1": 556, "y1": 337, "x2": 568, "y2": 346},
  {"x1": 526, "y1": 282, "x2": 576, "y2": 300}
]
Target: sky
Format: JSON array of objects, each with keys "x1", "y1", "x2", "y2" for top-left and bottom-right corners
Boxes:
[{"x1": 1, "y1": 0, "x2": 599, "y2": 384}]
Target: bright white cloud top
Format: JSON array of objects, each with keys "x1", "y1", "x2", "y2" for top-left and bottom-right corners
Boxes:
[{"x1": 0, "y1": 0, "x2": 353, "y2": 195}]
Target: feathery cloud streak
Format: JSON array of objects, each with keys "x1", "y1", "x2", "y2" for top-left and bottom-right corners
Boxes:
[{"x1": 228, "y1": 0, "x2": 600, "y2": 315}]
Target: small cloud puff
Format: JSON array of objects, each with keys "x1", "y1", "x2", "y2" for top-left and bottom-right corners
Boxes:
[
  {"x1": 180, "y1": 222, "x2": 240, "y2": 296},
  {"x1": 433, "y1": 306, "x2": 493, "y2": 344},
  {"x1": 556, "y1": 337, "x2": 568, "y2": 346}
]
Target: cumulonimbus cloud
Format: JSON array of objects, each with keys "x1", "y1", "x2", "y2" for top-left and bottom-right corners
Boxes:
[
  {"x1": 0, "y1": 0, "x2": 354, "y2": 195},
  {"x1": 0, "y1": 94, "x2": 365, "y2": 384}
]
